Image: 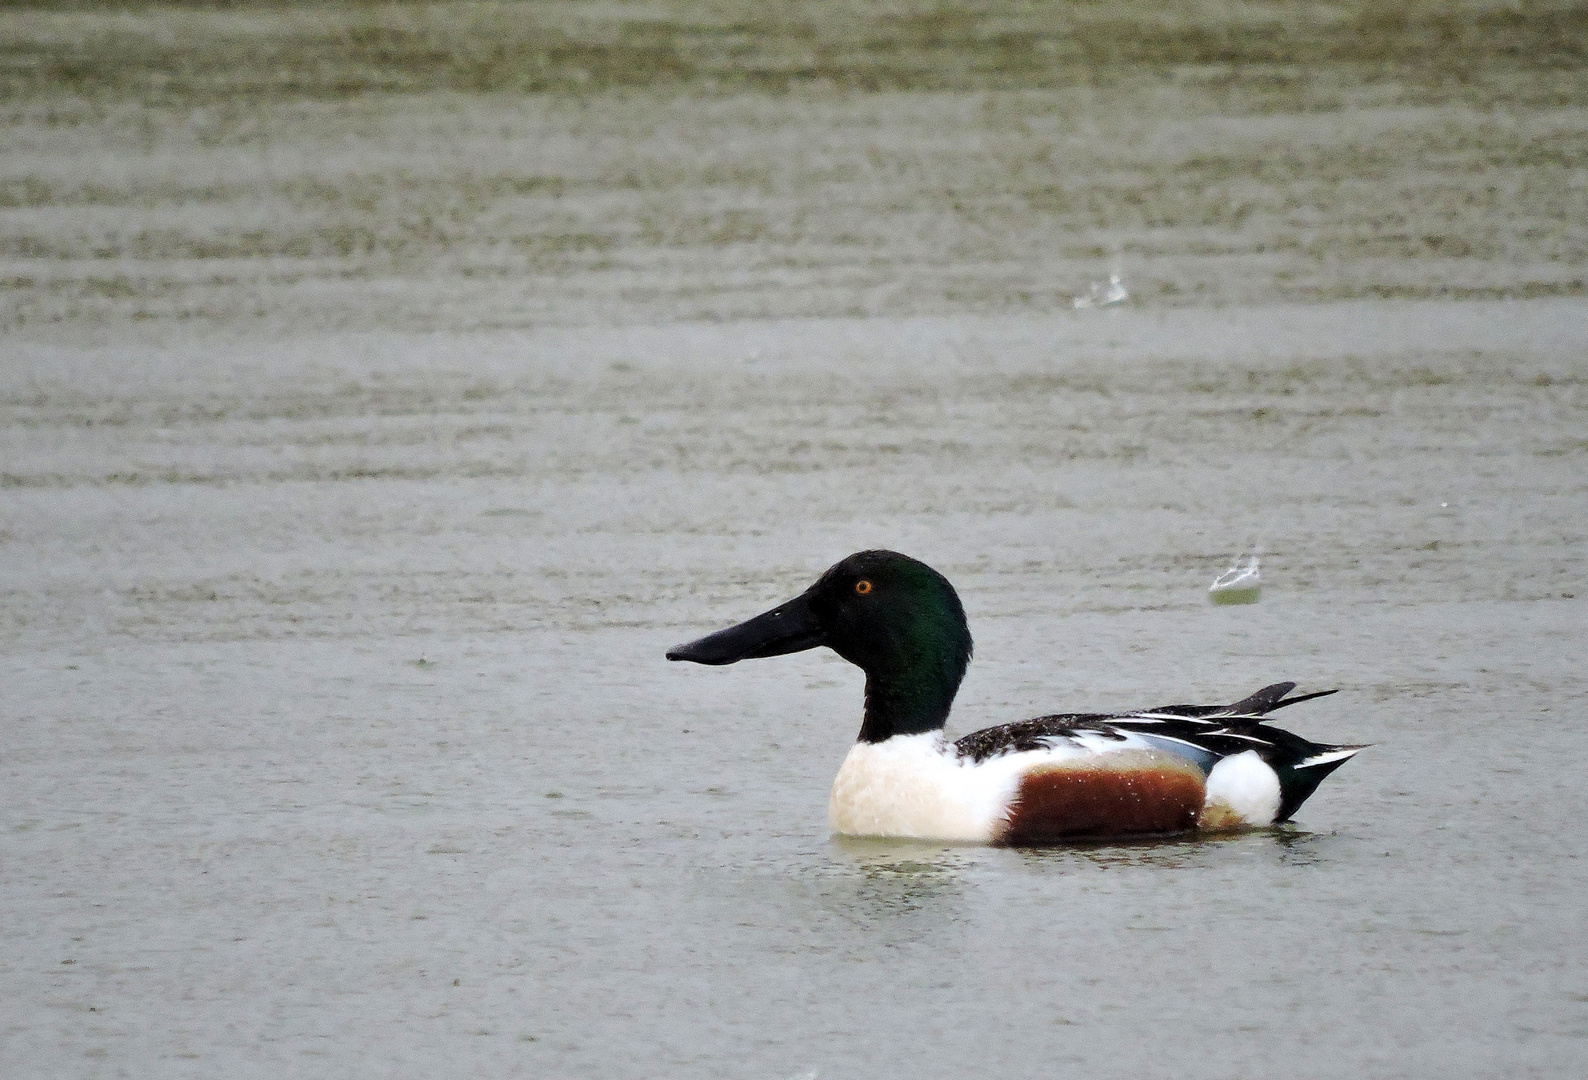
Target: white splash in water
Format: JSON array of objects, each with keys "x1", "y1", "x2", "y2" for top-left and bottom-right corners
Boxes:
[
  {"x1": 1209, "y1": 553, "x2": 1261, "y2": 605},
  {"x1": 1072, "y1": 271, "x2": 1129, "y2": 309}
]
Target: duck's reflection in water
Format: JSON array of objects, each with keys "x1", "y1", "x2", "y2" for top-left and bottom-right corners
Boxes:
[
  {"x1": 830, "y1": 824, "x2": 1330, "y2": 881},
  {"x1": 815, "y1": 827, "x2": 1335, "y2": 931},
  {"x1": 820, "y1": 835, "x2": 987, "y2": 926},
  {"x1": 1010, "y1": 824, "x2": 1333, "y2": 870}
]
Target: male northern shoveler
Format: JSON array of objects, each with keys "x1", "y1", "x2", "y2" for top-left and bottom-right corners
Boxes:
[{"x1": 667, "y1": 550, "x2": 1365, "y2": 844}]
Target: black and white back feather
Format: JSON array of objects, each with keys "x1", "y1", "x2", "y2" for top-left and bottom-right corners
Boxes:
[{"x1": 953, "y1": 682, "x2": 1366, "y2": 822}]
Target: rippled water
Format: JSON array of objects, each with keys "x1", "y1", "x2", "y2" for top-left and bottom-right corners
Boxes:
[
  {"x1": 6, "y1": 301, "x2": 1586, "y2": 1078},
  {"x1": 4, "y1": 3, "x2": 1588, "y2": 1077}
]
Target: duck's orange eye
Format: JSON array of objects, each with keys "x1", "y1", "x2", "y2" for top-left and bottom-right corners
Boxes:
[{"x1": 855, "y1": 580, "x2": 873, "y2": 595}]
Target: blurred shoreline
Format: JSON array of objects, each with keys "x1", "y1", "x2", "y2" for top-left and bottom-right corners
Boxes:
[{"x1": 3, "y1": 1, "x2": 1585, "y2": 335}]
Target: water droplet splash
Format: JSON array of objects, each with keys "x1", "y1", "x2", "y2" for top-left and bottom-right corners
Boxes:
[
  {"x1": 1209, "y1": 553, "x2": 1261, "y2": 605},
  {"x1": 1072, "y1": 271, "x2": 1129, "y2": 309}
]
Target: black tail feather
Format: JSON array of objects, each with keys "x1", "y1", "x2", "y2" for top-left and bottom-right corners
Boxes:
[
  {"x1": 1224, "y1": 682, "x2": 1297, "y2": 716},
  {"x1": 1275, "y1": 743, "x2": 1368, "y2": 821},
  {"x1": 1223, "y1": 683, "x2": 1340, "y2": 719},
  {"x1": 1266, "y1": 687, "x2": 1341, "y2": 713}
]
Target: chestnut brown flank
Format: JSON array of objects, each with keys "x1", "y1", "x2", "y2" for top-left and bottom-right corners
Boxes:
[{"x1": 999, "y1": 759, "x2": 1206, "y2": 844}]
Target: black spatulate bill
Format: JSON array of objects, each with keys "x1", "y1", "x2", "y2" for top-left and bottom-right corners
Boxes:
[{"x1": 667, "y1": 592, "x2": 826, "y2": 666}]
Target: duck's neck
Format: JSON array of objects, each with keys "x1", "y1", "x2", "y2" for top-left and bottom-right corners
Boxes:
[
  {"x1": 836, "y1": 566, "x2": 973, "y2": 744},
  {"x1": 857, "y1": 667, "x2": 962, "y2": 743}
]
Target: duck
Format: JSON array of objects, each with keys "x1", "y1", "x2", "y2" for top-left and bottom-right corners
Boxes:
[{"x1": 667, "y1": 550, "x2": 1365, "y2": 844}]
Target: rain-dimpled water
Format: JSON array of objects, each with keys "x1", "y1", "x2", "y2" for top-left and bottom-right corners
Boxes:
[{"x1": 3, "y1": 4, "x2": 1586, "y2": 1078}]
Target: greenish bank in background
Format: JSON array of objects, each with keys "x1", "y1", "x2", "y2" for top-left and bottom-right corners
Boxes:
[
  {"x1": 1, "y1": 0, "x2": 1585, "y2": 332},
  {"x1": 3, "y1": 0, "x2": 1584, "y2": 99}
]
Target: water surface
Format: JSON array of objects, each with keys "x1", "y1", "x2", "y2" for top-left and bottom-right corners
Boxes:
[{"x1": 3, "y1": 3, "x2": 1587, "y2": 1077}]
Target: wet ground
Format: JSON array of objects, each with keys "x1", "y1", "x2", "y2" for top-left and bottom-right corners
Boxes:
[{"x1": 3, "y1": 3, "x2": 1587, "y2": 1078}]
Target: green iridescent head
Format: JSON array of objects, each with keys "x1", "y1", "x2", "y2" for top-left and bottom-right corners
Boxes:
[{"x1": 667, "y1": 550, "x2": 973, "y2": 741}]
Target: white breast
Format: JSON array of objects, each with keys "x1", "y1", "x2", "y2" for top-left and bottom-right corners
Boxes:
[{"x1": 828, "y1": 734, "x2": 1008, "y2": 841}]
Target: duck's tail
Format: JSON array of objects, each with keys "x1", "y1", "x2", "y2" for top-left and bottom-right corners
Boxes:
[
  {"x1": 1129, "y1": 682, "x2": 1368, "y2": 823},
  {"x1": 1273, "y1": 740, "x2": 1369, "y2": 822},
  {"x1": 1224, "y1": 681, "x2": 1339, "y2": 717},
  {"x1": 1219, "y1": 683, "x2": 1367, "y2": 821}
]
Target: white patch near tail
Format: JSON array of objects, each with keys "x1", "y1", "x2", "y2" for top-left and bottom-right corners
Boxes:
[{"x1": 1202, "y1": 750, "x2": 1281, "y2": 827}]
